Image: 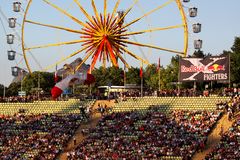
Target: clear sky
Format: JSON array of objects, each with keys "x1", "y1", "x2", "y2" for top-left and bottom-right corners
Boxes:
[{"x1": 0, "y1": 0, "x2": 240, "y2": 87}]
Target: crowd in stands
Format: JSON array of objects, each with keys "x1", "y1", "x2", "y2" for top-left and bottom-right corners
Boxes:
[
  {"x1": 116, "y1": 87, "x2": 240, "y2": 100},
  {"x1": 68, "y1": 108, "x2": 222, "y2": 159},
  {"x1": 1, "y1": 87, "x2": 238, "y2": 103},
  {"x1": 0, "y1": 95, "x2": 38, "y2": 103},
  {"x1": 216, "y1": 94, "x2": 240, "y2": 120},
  {"x1": 117, "y1": 88, "x2": 200, "y2": 99},
  {"x1": 0, "y1": 95, "x2": 81, "y2": 103},
  {"x1": 222, "y1": 87, "x2": 240, "y2": 96},
  {"x1": 205, "y1": 118, "x2": 240, "y2": 159},
  {"x1": 0, "y1": 113, "x2": 82, "y2": 159}
]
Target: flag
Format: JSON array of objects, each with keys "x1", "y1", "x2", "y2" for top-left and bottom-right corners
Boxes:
[
  {"x1": 140, "y1": 66, "x2": 143, "y2": 78},
  {"x1": 51, "y1": 72, "x2": 95, "y2": 99},
  {"x1": 84, "y1": 73, "x2": 95, "y2": 85},
  {"x1": 140, "y1": 60, "x2": 143, "y2": 78},
  {"x1": 51, "y1": 74, "x2": 80, "y2": 100}
]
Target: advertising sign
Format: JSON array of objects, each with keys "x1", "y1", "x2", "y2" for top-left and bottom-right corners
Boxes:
[{"x1": 179, "y1": 56, "x2": 229, "y2": 82}]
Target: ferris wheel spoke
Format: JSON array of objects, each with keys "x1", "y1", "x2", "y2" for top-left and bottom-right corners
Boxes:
[
  {"x1": 89, "y1": 39, "x2": 105, "y2": 72},
  {"x1": 73, "y1": 0, "x2": 101, "y2": 33},
  {"x1": 29, "y1": 52, "x2": 44, "y2": 71},
  {"x1": 75, "y1": 50, "x2": 95, "y2": 71},
  {"x1": 111, "y1": 0, "x2": 121, "y2": 19},
  {"x1": 17, "y1": 58, "x2": 24, "y2": 67},
  {"x1": 105, "y1": 40, "x2": 118, "y2": 67},
  {"x1": 109, "y1": 0, "x2": 139, "y2": 33},
  {"x1": 25, "y1": 20, "x2": 87, "y2": 35},
  {"x1": 106, "y1": 0, "x2": 123, "y2": 32},
  {"x1": 42, "y1": 45, "x2": 90, "y2": 72},
  {"x1": 116, "y1": 39, "x2": 184, "y2": 55},
  {"x1": 25, "y1": 39, "x2": 87, "y2": 51},
  {"x1": 116, "y1": 44, "x2": 149, "y2": 65},
  {"x1": 114, "y1": 24, "x2": 184, "y2": 37},
  {"x1": 112, "y1": 0, "x2": 175, "y2": 34},
  {"x1": 42, "y1": 0, "x2": 88, "y2": 28},
  {"x1": 102, "y1": 45, "x2": 107, "y2": 69},
  {"x1": 91, "y1": 0, "x2": 101, "y2": 26},
  {"x1": 112, "y1": 47, "x2": 130, "y2": 69},
  {"x1": 104, "y1": 0, "x2": 107, "y2": 23}
]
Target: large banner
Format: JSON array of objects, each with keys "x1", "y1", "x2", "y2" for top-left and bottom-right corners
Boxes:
[{"x1": 179, "y1": 56, "x2": 229, "y2": 82}]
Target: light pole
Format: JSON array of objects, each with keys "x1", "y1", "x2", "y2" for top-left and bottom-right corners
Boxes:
[
  {"x1": 37, "y1": 72, "x2": 40, "y2": 100},
  {"x1": 20, "y1": 69, "x2": 23, "y2": 95},
  {"x1": 3, "y1": 85, "x2": 5, "y2": 98}
]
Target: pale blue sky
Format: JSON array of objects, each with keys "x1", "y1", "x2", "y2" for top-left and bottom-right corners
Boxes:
[{"x1": 0, "y1": 0, "x2": 240, "y2": 86}]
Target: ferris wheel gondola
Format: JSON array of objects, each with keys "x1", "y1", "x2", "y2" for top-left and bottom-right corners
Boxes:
[
  {"x1": 182, "y1": 1, "x2": 202, "y2": 51},
  {"x1": 189, "y1": 7, "x2": 198, "y2": 18},
  {"x1": 0, "y1": 1, "x2": 29, "y2": 77},
  {"x1": 13, "y1": 2, "x2": 22, "y2": 13}
]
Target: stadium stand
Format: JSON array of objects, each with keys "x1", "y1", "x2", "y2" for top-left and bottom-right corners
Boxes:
[
  {"x1": 0, "y1": 113, "x2": 82, "y2": 159},
  {"x1": 0, "y1": 99, "x2": 95, "y2": 115},
  {"x1": 0, "y1": 99, "x2": 96, "y2": 159},
  {"x1": 69, "y1": 108, "x2": 222, "y2": 159},
  {"x1": 0, "y1": 96, "x2": 235, "y2": 159},
  {"x1": 113, "y1": 96, "x2": 231, "y2": 112}
]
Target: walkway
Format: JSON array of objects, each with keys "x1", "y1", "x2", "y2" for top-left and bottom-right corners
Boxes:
[{"x1": 192, "y1": 113, "x2": 233, "y2": 160}]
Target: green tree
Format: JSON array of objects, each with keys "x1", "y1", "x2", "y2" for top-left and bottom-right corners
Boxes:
[
  {"x1": 126, "y1": 67, "x2": 141, "y2": 85},
  {"x1": 230, "y1": 37, "x2": 240, "y2": 84},
  {"x1": 108, "y1": 67, "x2": 124, "y2": 86},
  {"x1": 144, "y1": 64, "x2": 159, "y2": 91},
  {"x1": 22, "y1": 71, "x2": 55, "y2": 95},
  {"x1": 191, "y1": 50, "x2": 205, "y2": 58},
  {"x1": 161, "y1": 56, "x2": 179, "y2": 89},
  {"x1": 92, "y1": 67, "x2": 124, "y2": 89},
  {"x1": 0, "y1": 84, "x2": 5, "y2": 97},
  {"x1": 6, "y1": 82, "x2": 21, "y2": 96}
]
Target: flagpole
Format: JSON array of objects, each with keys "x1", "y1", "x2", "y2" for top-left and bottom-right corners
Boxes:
[
  {"x1": 21, "y1": 70, "x2": 23, "y2": 94},
  {"x1": 124, "y1": 65, "x2": 126, "y2": 92},
  {"x1": 140, "y1": 61, "x2": 143, "y2": 97},
  {"x1": 178, "y1": 56, "x2": 180, "y2": 95},
  {"x1": 3, "y1": 85, "x2": 5, "y2": 98},
  {"x1": 158, "y1": 58, "x2": 161, "y2": 92},
  {"x1": 89, "y1": 67, "x2": 92, "y2": 96},
  {"x1": 141, "y1": 74, "x2": 143, "y2": 97},
  {"x1": 228, "y1": 53, "x2": 231, "y2": 88}
]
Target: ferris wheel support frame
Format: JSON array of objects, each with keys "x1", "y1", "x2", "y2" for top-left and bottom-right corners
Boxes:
[
  {"x1": 176, "y1": 0, "x2": 188, "y2": 57},
  {"x1": 21, "y1": 0, "x2": 32, "y2": 73}
]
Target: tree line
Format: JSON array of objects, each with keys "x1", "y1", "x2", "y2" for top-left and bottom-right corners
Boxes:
[{"x1": 1, "y1": 36, "x2": 240, "y2": 97}]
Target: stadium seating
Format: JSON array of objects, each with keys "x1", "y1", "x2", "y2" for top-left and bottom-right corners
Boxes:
[
  {"x1": 0, "y1": 99, "x2": 95, "y2": 115},
  {"x1": 113, "y1": 96, "x2": 231, "y2": 112}
]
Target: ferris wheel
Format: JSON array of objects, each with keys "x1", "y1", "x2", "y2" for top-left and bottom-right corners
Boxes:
[{"x1": 8, "y1": 0, "x2": 201, "y2": 75}]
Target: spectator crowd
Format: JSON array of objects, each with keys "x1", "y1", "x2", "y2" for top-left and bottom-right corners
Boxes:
[
  {"x1": 0, "y1": 113, "x2": 82, "y2": 159},
  {"x1": 68, "y1": 108, "x2": 222, "y2": 159},
  {"x1": 205, "y1": 118, "x2": 240, "y2": 159}
]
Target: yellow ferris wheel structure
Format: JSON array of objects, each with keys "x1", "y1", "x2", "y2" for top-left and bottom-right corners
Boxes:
[{"x1": 17, "y1": 0, "x2": 198, "y2": 74}]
